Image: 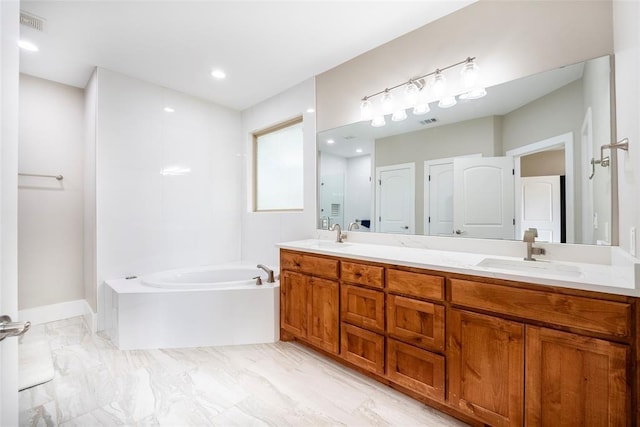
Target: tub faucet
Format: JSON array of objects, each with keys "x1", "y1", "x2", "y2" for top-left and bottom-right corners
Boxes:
[
  {"x1": 348, "y1": 221, "x2": 360, "y2": 231},
  {"x1": 329, "y1": 224, "x2": 346, "y2": 243},
  {"x1": 523, "y1": 228, "x2": 546, "y2": 261},
  {"x1": 256, "y1": 264, "x2": 275, "y2": 283}
]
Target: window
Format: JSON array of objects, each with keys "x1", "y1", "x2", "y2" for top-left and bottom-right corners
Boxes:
[{"x1": 253, "y1": 118, "x2": 304, "y2": 211}]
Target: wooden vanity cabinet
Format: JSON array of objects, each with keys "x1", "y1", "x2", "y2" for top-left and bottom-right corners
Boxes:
[
  {"x1": 280, "y1": 249, "x2": 638, "y2": 427},
  {"x1": 280, "y1": 251, "x2": 339, "y2": 354},
  {"x1": 448, "y1": 309, "x2": 524, "y2": 427},
  {"x1": 525, "y1": 326, "x2": 629, "y2": 426},
  {"x1": 340, "y1": 260, "x2": 386, "y2": 374}
]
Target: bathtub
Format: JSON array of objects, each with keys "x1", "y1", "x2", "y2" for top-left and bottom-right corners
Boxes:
[{"x1": 103, "y1": 264, "x2": 279, "y2": 350}]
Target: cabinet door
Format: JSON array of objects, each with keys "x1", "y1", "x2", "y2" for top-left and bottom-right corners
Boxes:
[
  {"x1": 281, "y1": 271, "x2": 307, "y2": 338},
  {"x1": 307, "y1": 276, "x2": 339, "y2": 354},
  {"x1": 387, "y1": 338, "x2": 445, "y2": 402},
  {"x1": 526, "y1": 326, "x2": 629, "y2": 426},
  {"x1": 341, "y1": 284, "x2": 385, "y2": 332},
  {"x1": 448, "y1": 309, "x2": 524, "y2": 427},
  {"x1": 387, "y1": 294, "x2": 445, "y2": 352},
  {"x1": 341, "y1": 323, "x2": 385, "y2": 374}
]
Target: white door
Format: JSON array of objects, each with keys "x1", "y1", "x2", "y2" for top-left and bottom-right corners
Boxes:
[
  {"x1": 1, "y1": 1, "x2": 20, "y2": 424},
  {"x1": 520, "y1": 176, "x2": 561, "y2": 242},
  {"x1": 453, "y1": 157, "x2": 515, "y2": 239},
  {"x1": 376, "y1": 163, "x2": 415, "y2": 234},
  {"x1": 427, "y1": 163, "x2": 454, "y2": 236}
]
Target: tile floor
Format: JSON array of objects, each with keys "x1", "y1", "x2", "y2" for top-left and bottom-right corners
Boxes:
[{"x1": 19, "y1": 317, "x2": 468, "y2": 426}]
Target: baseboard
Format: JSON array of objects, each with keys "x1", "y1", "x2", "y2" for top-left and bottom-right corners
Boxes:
[{"x1": 18, "y1": 299, "x2": 97, "y2": 332}]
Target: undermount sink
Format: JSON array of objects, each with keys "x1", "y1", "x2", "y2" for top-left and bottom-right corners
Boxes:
[{"x1": 476, "y1": 258, "x2": 583, "y2": 278}]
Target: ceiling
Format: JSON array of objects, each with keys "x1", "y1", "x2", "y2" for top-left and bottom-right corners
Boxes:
[{"x1": 19, "y1": 0, "x2": 476, "y2": 111}]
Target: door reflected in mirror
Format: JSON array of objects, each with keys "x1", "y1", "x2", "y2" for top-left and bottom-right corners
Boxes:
[{"x1": 317, "y1": 55, "x2": 614, "y2": 245}]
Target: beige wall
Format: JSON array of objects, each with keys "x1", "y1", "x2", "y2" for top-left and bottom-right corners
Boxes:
[
  {"x1": 316, "y1": 0, "x2": 613, "y2": 132},
  {"x1": 521, "y1": 150, "x2": 565, "y2": 177},
  {"x1": 18, "y1": 75, "x2": 85, "y2": 310},
  {"x1": 376, "y1": 116, "x2": 499, "y2": 234},
  {"x1": 501, "y1": 80, "x2": 584, "y2": 153}
]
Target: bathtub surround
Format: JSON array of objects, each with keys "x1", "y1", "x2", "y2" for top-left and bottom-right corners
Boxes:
[
  {"x1": 18, "y1": 74, "x2": 85, "y2": 311},
  {"x1": 19, "y1": 316, "x2": 466, "y2": 426},
  {"x1": 85, "y1": 69, "x2": 244, "y2": 330}
]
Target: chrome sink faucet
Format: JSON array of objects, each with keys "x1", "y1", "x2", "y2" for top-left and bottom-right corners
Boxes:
[
  {"x1": 329, "y1": 224, "x2": 346, "y2": 243},
  {"x1": 523, "y1": 228, "x2": 546, "y2": 261},
  {"x1": 256, "y1": 264, "x2": 275, "y2": 283}
]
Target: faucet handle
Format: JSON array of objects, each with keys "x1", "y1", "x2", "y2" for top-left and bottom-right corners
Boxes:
[
  {"x1": 253, "y1": 276, "x2": 263, "y2": 286},
  {"x1": 527, "y1": 228, "x2": 539, "y2": 238}
]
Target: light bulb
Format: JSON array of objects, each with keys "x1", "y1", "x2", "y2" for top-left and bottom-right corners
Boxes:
[
  {"x1": 360, "y1": 99, "x2": 373, "y2": 121},
  {"x1": 461, "y1": 59, "x2": 480, "y2": 89},
  {"x1": 404, "y1": 81, "x2": 420, "y2": 106},
  {"x1": 371, "y1": 115, "x2": 386, "y2": 127},
  {"x1": 438, "y1": 96, "x2": 457, "y2": 108},
  {"x1": 413, "y1": 103, "x2": 430, "y2": 115},
  {"x1": 381, "y1": 90, "x2": 394, "y2": 115},
  {"x1": 459, "y1": 88, "x2": 487, "y2": 100},
  {"x1": 391, "y1": 109, "x2": 408, "y2": 122},
  {"x1": 432, "y1": 71, "x2": 446, "y2": 98}
]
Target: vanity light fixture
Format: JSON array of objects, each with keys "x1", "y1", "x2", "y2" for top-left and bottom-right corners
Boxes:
[
  {"x1": 371, "y1": 115, "x2": 386, "y2": 128},
  {"x1": 438, "y1": 96, "x2": 457, "y2": 109},
  {"x1": 18, "y1": 39, "x2": 39, "y2": 52},
  {"x1": 359, "y1": 56, "x2": 486, "y2": 127}
]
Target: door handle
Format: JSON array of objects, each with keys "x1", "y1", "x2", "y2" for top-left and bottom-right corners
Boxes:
[
  {"x1": 402, "y1": 226, "x2": 409, "y2": 230},
  {"x1": 0, "y1": 315, "x2": 30, "y2": 341},
  {"x1": 455, "y1": 229, "x2": 465, "y2": 235}
]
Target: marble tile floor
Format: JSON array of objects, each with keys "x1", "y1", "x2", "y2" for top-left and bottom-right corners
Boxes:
[{"x1": 19, "y1": 317, "x2": 468, "y2": 426}]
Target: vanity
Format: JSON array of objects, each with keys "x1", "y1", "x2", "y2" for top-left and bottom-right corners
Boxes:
[{"x1": 277, "y1": 239, "x2": 639, "y2": 426}]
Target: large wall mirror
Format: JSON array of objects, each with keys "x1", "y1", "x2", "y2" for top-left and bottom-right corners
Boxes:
[{"x1": 317, "y1": 55, "x2": 615, "y2": 245}]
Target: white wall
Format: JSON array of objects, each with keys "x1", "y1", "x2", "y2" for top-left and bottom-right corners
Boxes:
[
  {"x1": 583, "y1": 56, "x2": 613, "y2": 244},
  {"x1": 0, "y1": 0, "x2": 20, "y2": 423},
  {"x1": 18, "y1": 74, "x2": 85, "y2": 310},
  {"x1": 614, "y1": 0, "x2": 640, "y2": 256},
  {"x1": 241, "y1": 79, "x2": 316, "y2": 267},
  {"x1": 95, "y1": 68, "x2": 243, "y2": 327},
  {"x1": 84, "y1": 70, "x2": 97, "y2": 312}
]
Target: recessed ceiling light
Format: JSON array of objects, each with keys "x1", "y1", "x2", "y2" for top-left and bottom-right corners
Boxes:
[
  {"x1": 306, "y1": 108, "x2": 315, "y2": 113},
  {"x1": 163, "y1": 107, "x2": 175, "y2": 113},
  {"x1": 356, "y1": 148, "x2": 363, "y2": 153},
  {"x1": 327, "y1": 139, "x2": 335, "y2": 144},
  {"x1": 18, "y1": 40, "x2": 38, "y2": 52},
  {"x1": 211, "y1": 69, "x2": 226, "y2": 79}
]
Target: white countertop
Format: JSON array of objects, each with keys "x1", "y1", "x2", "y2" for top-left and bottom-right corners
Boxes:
[{"x1": 277, "y1": 239, "x2": 640, "y2": 297}]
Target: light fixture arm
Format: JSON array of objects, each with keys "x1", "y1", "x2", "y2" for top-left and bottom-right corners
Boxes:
[{"x1": 361, "y1": 57, "x2": 476, "y2": 102}]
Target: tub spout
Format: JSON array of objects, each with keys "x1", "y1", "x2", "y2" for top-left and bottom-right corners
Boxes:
[{"x1": 257, "y1": 264, "x2": 275, "y2": 283}]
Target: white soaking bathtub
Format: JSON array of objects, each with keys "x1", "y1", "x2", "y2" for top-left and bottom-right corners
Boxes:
[{"x1": 103, "y1": 264, "x2": 279, "y2": 350}]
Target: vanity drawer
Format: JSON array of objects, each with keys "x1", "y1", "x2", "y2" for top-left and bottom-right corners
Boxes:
[
  {"x1": 387, "y1": 338, "x2": 445, "y2": 402},
  {"x1": 341, "y1": 323, "x2": 385, "y2": 375},
  {"x1": 449, "y1": 278, "x2": 631, "y2": 337},
  {"x1": 341, "y1": 284, "x2": 385, "y2": 332},
  {"x1": 387, "y1": 269, "x2": 444, "y2": 301},
  {"x1": 280, "y1": 251, "x2": 339, "y2": 279},
  {"x1": 341, "y1": 261, "x2": 384, "y2": 289},
  {"x1": 387, "y1": 295, "x2": 445, "y2": 352}
]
